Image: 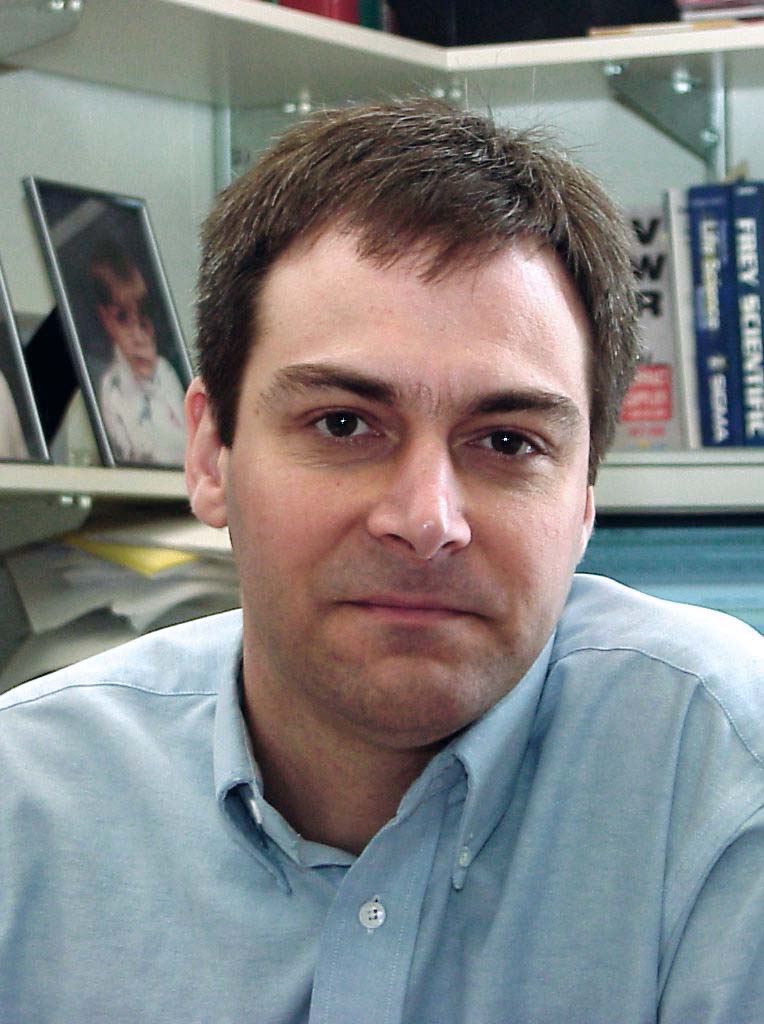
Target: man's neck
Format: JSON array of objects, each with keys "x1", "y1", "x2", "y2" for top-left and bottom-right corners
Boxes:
[{"x1": 241, "y1": 671, "x2": 439, "y2": 857}]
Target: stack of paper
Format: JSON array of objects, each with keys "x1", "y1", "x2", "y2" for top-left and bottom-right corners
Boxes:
[{"x1": 1, "y1": 517, "x2": 239, "y2": 691}]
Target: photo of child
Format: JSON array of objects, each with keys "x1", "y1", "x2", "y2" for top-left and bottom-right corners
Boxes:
[
  {"x1": 24, "y1": 177, "x2": 192, "y2": 469},
  {"x1": 90, "y1": 239, "x2": 186, "y2": 465}
]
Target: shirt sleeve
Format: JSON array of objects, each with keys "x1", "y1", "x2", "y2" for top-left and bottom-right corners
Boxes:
[{"x1": 659, "y1": 806, "x2": 764, "y2": 1023}]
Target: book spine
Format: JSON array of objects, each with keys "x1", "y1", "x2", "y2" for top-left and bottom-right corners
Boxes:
[
  {"x1": 677, "y1": 0, "x2": 762, "y2": 8},
  {"x1": 613, "y1": 205, "x2": 683, "y2": 451},
  {"x1": 279, "y1": 0, "x2": 359, "y2": 21},
  {"x1": 681, "y1": 8, "x2": 764, "y2": 21},
  {"x1": 731, "y1": 182, "x2": 764, "y2": 445},
  {"x1": 359, "y1": 0, "x2": 382, "y2": 27},
  {"x1": 664, "y1": 188, "x2": 702, "y2": 448},
  {"x1": 687, "y1": 183, "x2": 742, "y2": 445}
]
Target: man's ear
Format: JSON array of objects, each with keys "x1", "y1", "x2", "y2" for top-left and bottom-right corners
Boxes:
[
  {"x1": 578, "y1": 485, "x2": 596, "y2": 562},
  {"x1": 185, "y1": 377, "x2": 228, "y2": 529}
]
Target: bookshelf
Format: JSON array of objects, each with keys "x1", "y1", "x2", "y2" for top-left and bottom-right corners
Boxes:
[
  {"x1": 7, "y1": 1, "x2": 764, "y2": 109},
  {"x1": 2, "y1": 1, "x2": 764, "y2": 545}
]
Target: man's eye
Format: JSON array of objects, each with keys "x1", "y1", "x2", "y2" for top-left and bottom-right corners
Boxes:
[
  {"x1": 477, "y1": 430, "x2": 535, "y2": 456},
  {"x1": 315, "y1": 412, "x2": 372, "y2": 439}
]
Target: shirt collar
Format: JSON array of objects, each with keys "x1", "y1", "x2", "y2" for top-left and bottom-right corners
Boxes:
[
  {"x1": 213, "y1": 614, "x2": 554, "y2": 886},
  {"x1": 213, "y1": 639, "x2": 355, "y2": 874},
  {"x1": 213, "y1": 638, "x2": 297, "y2": 890},
  {"x1": 213, "y1": 645, "x2": 255, "y2": 798},
  {"x1": 445, "y1": 632, "x2": 555, "y2": 889}
]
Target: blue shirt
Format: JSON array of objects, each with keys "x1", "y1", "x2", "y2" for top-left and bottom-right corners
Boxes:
[{"x1": 2, "y1": 573, "x2": 764, "y2": 1023}]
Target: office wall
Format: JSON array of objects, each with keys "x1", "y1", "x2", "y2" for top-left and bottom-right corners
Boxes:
[{"x1": 0, "y1": 68, "x2": 216, "y2": 345}]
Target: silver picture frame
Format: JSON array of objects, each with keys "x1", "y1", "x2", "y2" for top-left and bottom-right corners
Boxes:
[
  {"x1": 24, "y1": 177, "x2": 192, "y2": 469},
  {"x1": 0, "y1": 256, "x2": 48, "y2": 464}
]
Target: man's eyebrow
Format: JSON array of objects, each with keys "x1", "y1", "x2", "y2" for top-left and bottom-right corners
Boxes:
[
  {"x1": 468, "y1": 390, "x2": 585, "y2": 430},
  {"x1": 260, "y1": 362, "x2": 584, "y2": 430},
  {"x1": 260, "y1": 363, "x2": 399, "y2": 408}
]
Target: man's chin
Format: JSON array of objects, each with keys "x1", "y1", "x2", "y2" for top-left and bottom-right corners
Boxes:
[{"x1": 326, "y1": 656, "x2": 510, "y2": 749}]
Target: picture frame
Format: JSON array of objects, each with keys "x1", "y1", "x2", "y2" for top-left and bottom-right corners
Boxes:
[
  {"x1": 24, "y1": 177, "x2": 192, "y2": 469},
  {"x1": 0, "y1": 257, "x2": 49, "y2": 464}
]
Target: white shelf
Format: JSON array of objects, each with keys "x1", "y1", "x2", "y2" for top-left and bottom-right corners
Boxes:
[
  {"x1": 7, "y1": 0, "x2": 764, "y2": 109},
  {"x1": 6, "y1": 0, "x2": 442, "y2": 108},
  {"x1": 597, "y1": 449, "x2": 764, "y2": 514},
  {"x1": 446, "y1": 23, "x2": 764, "y2": 72},
  {"x1": 1, "y1": 455, "x2": 762, "y2": 525},
  {"x1": 0, "y1": 464, "x2": 189, "y2": 553},
  {"x1": 0, "y1": 462, "x2": 186, "y2": 502}
]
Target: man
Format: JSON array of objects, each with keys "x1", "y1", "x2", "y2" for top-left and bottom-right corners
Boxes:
[
  {"x1": 1, "y1": 100, "x2": 763, "y2": 1023},
  {"x1": 90, "y1": 238, "x2": 187, "y2": 466}
]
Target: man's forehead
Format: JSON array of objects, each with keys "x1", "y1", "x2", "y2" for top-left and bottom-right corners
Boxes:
[
  {"x1": 256, "y1": 230, "x2": 584, "y2": 338},
  {"x1": 252, "y1": 227, "x2": 592, "y2": 420},
  {"x1": 263, "y1": 225, "x2": 550, "y2": 286}
]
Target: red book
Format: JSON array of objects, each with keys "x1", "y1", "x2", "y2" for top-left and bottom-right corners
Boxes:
[{"x1": 279, "y1": 0, "x2": 359, "y2": 22}]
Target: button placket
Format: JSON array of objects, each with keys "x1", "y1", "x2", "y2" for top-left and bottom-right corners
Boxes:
[{"x1": 309, "y1": 781, "x2": 451, "y2": 1024}]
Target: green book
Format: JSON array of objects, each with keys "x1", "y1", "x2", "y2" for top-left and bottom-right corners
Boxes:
[{"x1": 359, "y1": 0, "x2": 382, "y2": 28}]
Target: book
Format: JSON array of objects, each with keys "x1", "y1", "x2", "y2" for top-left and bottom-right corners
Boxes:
[
  {"x1": 687, "y1": 183, "x2": 743, "y2": 445},
  {"x1": 731, "y1": 182, "x2": 764, "y2": 445},
  {"x1": 588, "y1": 19, "x2": 737, "y2": 34},
  {"x1": 664, "y1": 189, "x2": 702, "y2": 448},
  {"x1": 677, "y1": 0, "x2": 763, "y2": 8},
  {"x1": 613, "y1": 206, "x2": 686, "y2": 450},
  {"x1": 681, "y1": 5, "x2": 764, "y2": 19},
  {"x1": 278, "y1": 0, "x2": 359, "y2": 21},
  {"x1": 359, "y1": 0, "x2": 383, "y2": 27}
]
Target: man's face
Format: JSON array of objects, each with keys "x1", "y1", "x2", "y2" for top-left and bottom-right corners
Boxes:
[
  {"x1": 96, "y1": 266, "x2": 158, "y2": 380},
  {"x1": 201, "y1": 231, "x2": 594, "y2": 752}
]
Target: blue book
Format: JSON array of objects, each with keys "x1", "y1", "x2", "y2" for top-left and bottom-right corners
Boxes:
[
  {"x1": 687, "y1": 184, "x2": 743, "y2": 446},
  {"x1": 731, "y1": 182, "x2": 764, "y2": 447}
]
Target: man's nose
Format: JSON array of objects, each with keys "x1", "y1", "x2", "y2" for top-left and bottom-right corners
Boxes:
[{"x1": 365, "y1": 441, "x2": 471, "y2": 560}]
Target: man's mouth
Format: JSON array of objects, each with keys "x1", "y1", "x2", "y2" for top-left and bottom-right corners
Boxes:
[{"x1": 345, "y1": 596, "x2": 479, "y2": 623}]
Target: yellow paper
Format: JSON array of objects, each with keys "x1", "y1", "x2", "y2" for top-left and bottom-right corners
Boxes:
[{"x1": 63, "y1": 534, "x2": 197, "y2": 577}]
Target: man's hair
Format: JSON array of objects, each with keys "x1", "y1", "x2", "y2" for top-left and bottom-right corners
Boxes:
[{"x1": 197, "y1": 98, "x2": 640, "y2": 482}]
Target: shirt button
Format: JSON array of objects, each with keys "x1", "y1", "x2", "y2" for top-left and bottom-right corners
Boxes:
[
  {"x1": 358, "y1": 897, "x2": 386, "y2": 931},
  {"x1": 458, "y1": 846, "x2": 472, "y2": 868}
]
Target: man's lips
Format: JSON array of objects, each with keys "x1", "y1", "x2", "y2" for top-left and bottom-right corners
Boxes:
[{"x1": 343, "y1": 596, "x2": 482, "y2": 619}]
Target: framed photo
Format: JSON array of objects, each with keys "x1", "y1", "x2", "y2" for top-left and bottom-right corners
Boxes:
[
  {"x1": 0, "y1": 258, "x2": 48, "y2": 464},
  {"x1": 24, "y1": 177, "x2": 192, "y2": 469}
]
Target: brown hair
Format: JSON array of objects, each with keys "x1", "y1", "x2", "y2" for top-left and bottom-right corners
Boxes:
[
  {"x1": 90, "y1": 237, "x2": 139, "y2": 306},
  {"x1": 197, "y1": 98, "x2": 640, "y2": 482}
]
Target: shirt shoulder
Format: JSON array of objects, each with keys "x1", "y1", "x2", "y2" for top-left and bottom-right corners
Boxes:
[
  {"x1": 0, "y1": 608, "x2": 243, "y2": 713},
  {"x1": 555, "y1": 574, "x2": 764, "y2": 762}
]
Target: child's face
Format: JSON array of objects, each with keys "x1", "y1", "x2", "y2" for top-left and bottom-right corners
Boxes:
[{"x1": 96, "y1": 267, "x2": 158, "y2": 380}]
